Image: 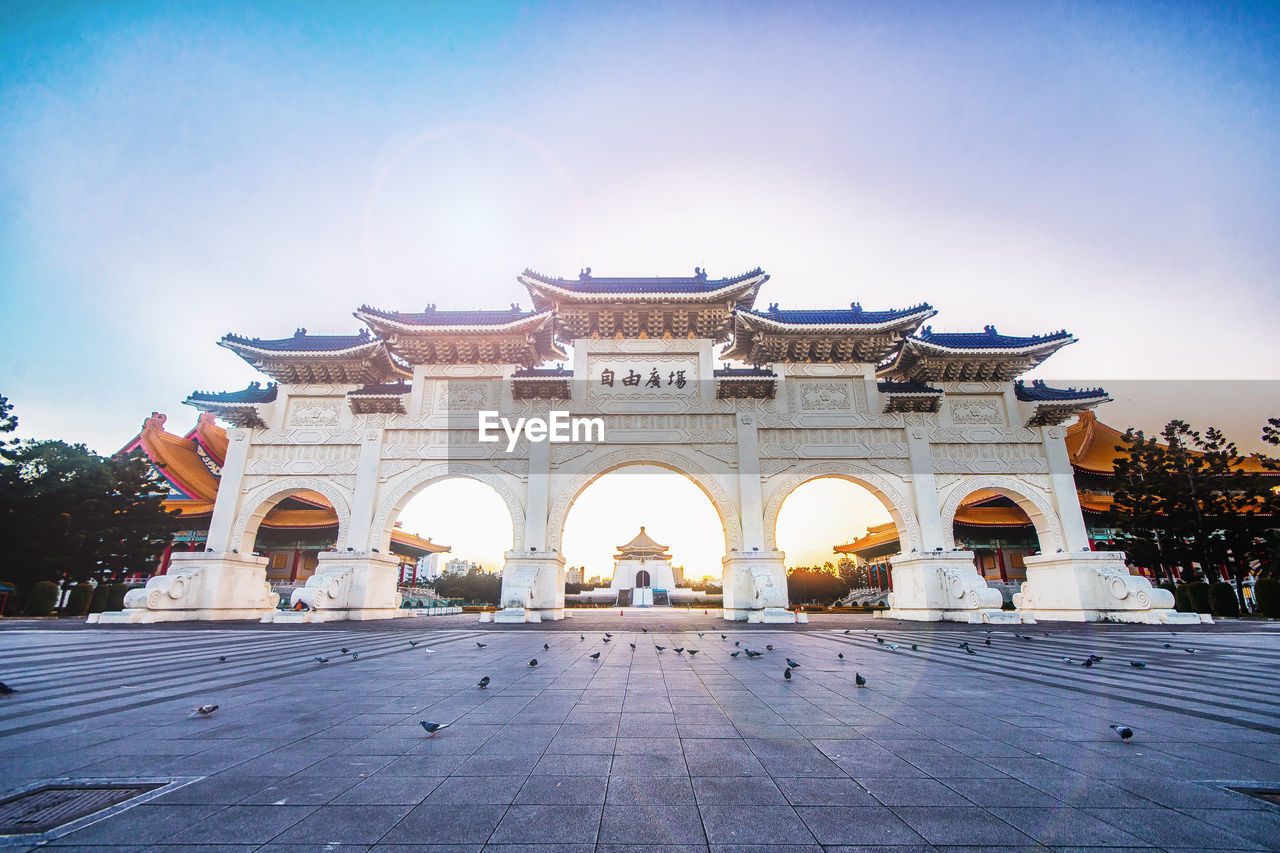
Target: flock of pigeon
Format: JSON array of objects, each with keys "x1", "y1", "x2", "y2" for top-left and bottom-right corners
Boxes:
[{"x1": 0, "y1": 625, "x2": 1184, "y2": 746}]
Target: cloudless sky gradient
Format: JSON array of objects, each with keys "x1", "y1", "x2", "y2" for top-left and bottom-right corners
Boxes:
[{"x1": 3, "y1": 1, "x2": 1277, "y2": 574}]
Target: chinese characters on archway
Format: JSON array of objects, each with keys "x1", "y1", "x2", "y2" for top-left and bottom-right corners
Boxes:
[{"x1": 599, "y1": 367, "x2": 687, "y2": 390}]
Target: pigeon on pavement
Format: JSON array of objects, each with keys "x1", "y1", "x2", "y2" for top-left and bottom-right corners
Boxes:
[
  {"x1": 314, "y1": 656, "x2": 329, "y2": 663},
  {"x1": 1110, "y1": 723, "x2": 1134, "y2": 743},
  {"x1": 478, "y1": 676, "x2": 490, "y2": 688},
  {"x1": 476, "y1": 642, "x2": 487, "y2": 648},
  {"x1": 529, "y1": 659, "x2": 538, "y2": 667},
  {"x1": 730, "y1": 651, "x2": 740, "y2": 657},
  {"x1": 544, "y1": 643, "x2": 550, "y2": 650},
  {"x1": 189, "y1": 704, "x2": 218, "y2": 718},
  {"x1": 855, "y1": 672, "x2": 867, "y2": 687},
  {"x1": 0, "y1": 681, "x2": 16, "y2": 695},
  {"x1": 420, "y1": 720, "x2": 451, "y2": 737},
  {"x1": 589, "y1": 651, "x2": 601, "y2": 660},
  {"x1": 786, "y1": 658, "x2": 800, "y2": 668},
  {"x1": 784, "y1": 668, "x2": 792, "y2": 680},
  {"x1": 1130, "y1": 661, "x2": 1147, "y2": 669},
  {"x1": 838, "y1": 652, "x2": 844, "y2": 660},
  {"x1": 409, "y1": 640, "x2": 419, "y2": 647}
]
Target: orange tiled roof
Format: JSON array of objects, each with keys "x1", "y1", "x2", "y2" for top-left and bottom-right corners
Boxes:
[
  {"x1": 123, "y1": 412, "x2": 221, "y2": 503},
  {"x1": 1066, "y1": 410, "x2": 1274, "y2": 475}
]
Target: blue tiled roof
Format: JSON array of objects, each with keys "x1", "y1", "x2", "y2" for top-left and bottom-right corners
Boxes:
[
  {"x1": 222, "y1": 329, "x2": 376, "y2": 352},
  {"x1": 1014, "y1": 380, "x2": 1108, "y2": 402},
  {"x1": 714, "y1": 366, "x2": 778, "y2": 378},
  {"x1": 187, "y1": 382, "x2": 278, "y2": 404},
  {"x1": 915, "y1": 325, "x2": 1073, "y2": 349},
  {"x1": 349, "y1": 382, "x2": 412, "y2": 396},
  {"x1": 522, "y1": 267, "x2": 765, "y2": 293},
  {"x1": 359, "y1": 304, "x2": 543, "y2": 325},
  {"x1": 878, "y1": 380, "x2": 942, "y2": 394},
  {"x1": 513, "y1": 365, "x2": 572, "y2": 377},
  {"x1": 740, "y1": 302, "x2": 933, "y2": 325}
]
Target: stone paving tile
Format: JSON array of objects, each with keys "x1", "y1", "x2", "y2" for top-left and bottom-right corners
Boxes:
[
  {"x1": 986, "y1": 805, "x2": 1152, "y2": 847},
  {"x1": 331, "y1": 773, "x2": 440, "y2": 804},
  {"x1": 891, "y1": 806, "x2": 1036, "y2": 846},
  {"x1": 1086, "y1": 806, "x2": 1272, "y2": 850},
  {"x1": 773, "y1": 775, "x2": 879, "y2": 805},
  {"x1": 692, "y1": 774, "x2": 789, "y2": 804},
  {"x1": 598, "y1": 804, "x2": 708, "y2": 845},
  {"x1": 423, "y1": 774, "x2": 527, "y2": 804},
  {"x1": 488, "y1": 804, "x2": 603, "y2": 844},
  {"x1": 794, "y1": 805, "x2": 929, "y2": 845},
  {"x1": 52, "y1": 804, "x2": 224, "y2": 846},
  {"x1": 700, "y1": 804, "x2": 817, "y2": 844},
  {"x1": 239, "y1": 773, "x2": 361, "y2": 804},
  {"x1": 515, "y1": 773, "x2": 608, "y2": 804},
  {"x1": 163, "y1": 804, "x2": 318, "y2": 845},
  {"x1": 379, "y1": 803, "x2": 507, "y2": 844},
  {"x1": 270, "y1": 804, "x2": 413, "y2": 844}
]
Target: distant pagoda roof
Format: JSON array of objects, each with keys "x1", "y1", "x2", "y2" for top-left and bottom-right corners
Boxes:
[
  {"x1": 354, "y1": 305, "x2": 565, "y2": 366},
  {"x1": 519, "y1": 267, "x2": 769, "y2": 342},
  {"x1": 878, "y1": 325, "x2": 1076, "y2": 382},
  {"x1": 615, "y1": 526, "x2": 670, "y2": 559},
  {"x1": 722, "y1": 301, "x2": 936, "y2": 364},
  {"x1": 184, "y1": 382, "x2": 278, "y2": 428},
  {"x1": 219, "y1": 328, "x2": 408, "y2": 384}
]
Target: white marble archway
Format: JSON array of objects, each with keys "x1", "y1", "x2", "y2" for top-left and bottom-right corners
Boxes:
[
  {"x1": 230, "y1": 477, "x2": 354, "y2": 554},
  {"x1": 545, "y1": 448, "x2": 744, "y2": 554},
  {"x1": 761, "y1": 463, "x2": 922, "y2": 554},
  {"x1": 370, "y1": 462, "x2": 527, "y2": 554},
  {"x1": 939, "y1": 476, "x2": 1066, "y2": 552}
]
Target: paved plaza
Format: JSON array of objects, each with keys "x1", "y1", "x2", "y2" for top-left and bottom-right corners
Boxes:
[{"x1": 1, "y1": 614, "x2": 1278, "y2": 852}]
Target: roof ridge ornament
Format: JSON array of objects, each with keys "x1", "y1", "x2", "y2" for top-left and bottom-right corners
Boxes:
[
  {"x1": 294, "y1": 327, "x2": 307, "y2": 337},
  {"x1": 984, "y1": 324, "x2": 997, "y2": 335},
  {"x1": 579, "y1": 267, "x2": 592, "y2": 281},
  {"x1": 694, "y1": 267, "x2": 707, "y2": 280}
]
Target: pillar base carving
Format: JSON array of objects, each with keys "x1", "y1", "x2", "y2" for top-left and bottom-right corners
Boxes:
[
  {"x1": 1014, "y1": 551, "x2": 1209, "y2": 624},
  {"x1": 721, "y1": 550, "x2": 795, "y2": 623},
  {"x1": 883, "y1": 551, "x2": 1028, "y2": 623},
  {"x1": 494, "y1": 551, "x2": 566, "y2": 622},
  {"x1": 261, "y1": 551, "x2": 406, "y2": 622},
  {"x1": 90, "y1": 552, "x2": 277, "y2": 623}
]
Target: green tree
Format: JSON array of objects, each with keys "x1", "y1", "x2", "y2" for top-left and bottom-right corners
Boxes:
[
  {"x1": 0, "y1": 394, "x2": 181, "y2": 605},
  {"x1": 1111, "y1": 418, "x2": 1279, "y2": 608}
]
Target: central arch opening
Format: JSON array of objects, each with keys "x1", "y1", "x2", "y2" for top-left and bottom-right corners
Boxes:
[
  {"x1": 560, "y1": 464, "x2": 724, "y2": 608},
  {"x1": 775, "y1": 477, "x2": 895, "y2": 606}
]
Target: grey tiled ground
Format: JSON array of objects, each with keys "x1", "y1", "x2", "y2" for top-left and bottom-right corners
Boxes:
[{"x1": 0, "y1": 613, "x2": 1278, "y2": 851}]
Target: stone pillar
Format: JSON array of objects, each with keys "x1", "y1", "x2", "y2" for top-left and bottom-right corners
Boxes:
[
  {"x1": 725, "y1": 411, "x2": 794, "y2": 623},
  {"x1": 1015, "y1": 551, "x2": 1207, "y2": 624},
  {"x1": 884, "y1": 551, "x2": 1024, "y2": 623},
  {"x1": 1041, "y1": 425, "x2": 1091, "y2": 552},
  {"x1": 904, "y1": 426, "x2": 946, "y2": 550},
  {"x1": 492, "y1": 550, "x2": 566, "y2": 623},
  {"x1": 721, "y1": 550, "x2": 793, "y2": 622},
  {"x1": 344, "y1": 428, "x2": 384, "y2": 552},
  {"x1": 205, "y1": 428, "x2": 253, "y2": 553},
  {"x1": 91, "y1": 552, "x2": 277, "y2": 623},
  {"x1": 267, "y1": 550, "x2": 405, "y2": 622}
]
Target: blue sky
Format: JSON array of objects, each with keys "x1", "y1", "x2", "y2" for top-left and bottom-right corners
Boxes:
[{"x1": 3, "y1": 0, "x2": 1278, "y2": 457}]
